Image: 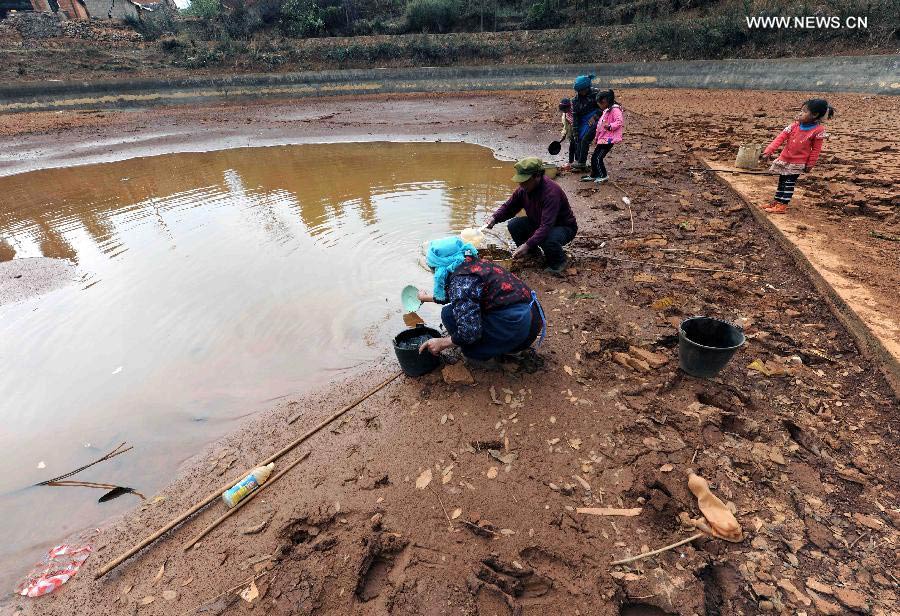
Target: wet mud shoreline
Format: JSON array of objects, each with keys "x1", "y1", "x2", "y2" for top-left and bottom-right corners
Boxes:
[{"x1": 3, "y1": 91, "x2": 899, "y2": 615}]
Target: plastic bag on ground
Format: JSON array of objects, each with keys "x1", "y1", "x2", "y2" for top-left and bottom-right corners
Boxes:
[{"x1": 15, "y1": 531, "x2": 97, "y2": 597}]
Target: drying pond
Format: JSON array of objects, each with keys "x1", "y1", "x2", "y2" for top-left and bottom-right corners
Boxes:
[{"x1": 0, "y1": 141, "x2": 513, "y2": 591}]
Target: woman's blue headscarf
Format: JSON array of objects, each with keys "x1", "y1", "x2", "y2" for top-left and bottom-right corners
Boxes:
[
  {"x1": 426, "y1": 236, "x2": 478, "y2": 302},
  {"x1": 573, "y1": 74, "x2": 595, "y2": 91}
]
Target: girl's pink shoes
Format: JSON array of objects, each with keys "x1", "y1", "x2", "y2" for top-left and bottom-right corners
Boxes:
[{"x1": 763, "y1": 202, "x2": 787, "y2": 214}]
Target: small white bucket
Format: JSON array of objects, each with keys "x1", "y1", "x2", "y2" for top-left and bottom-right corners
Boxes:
[{"x1": 735, "y1": 144, "x2": 763, "y2": 169}]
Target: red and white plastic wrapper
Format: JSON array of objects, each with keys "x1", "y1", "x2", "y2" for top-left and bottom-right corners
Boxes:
[{"x1": 15, "y1": 530, "x2": 98, "y2": 598}]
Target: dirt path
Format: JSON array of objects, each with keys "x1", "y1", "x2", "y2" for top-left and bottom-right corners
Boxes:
[{"x1": 5, "y1": 92, "x2": 900, "y2": 616}]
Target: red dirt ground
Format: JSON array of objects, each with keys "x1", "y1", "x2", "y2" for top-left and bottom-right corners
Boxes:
[{"x1": 3, "y1": 91, "x2": 898, "y2": 616}]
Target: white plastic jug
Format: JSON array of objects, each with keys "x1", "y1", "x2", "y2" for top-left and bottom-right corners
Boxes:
[
  {"x1": 460, "y1": 227, "x2": 484, "y2": 248},
  {"x1": 735, "y1": 143, "x2": 763, "y2": 169}
]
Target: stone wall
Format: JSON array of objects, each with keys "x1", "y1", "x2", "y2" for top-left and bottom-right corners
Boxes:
[
  {"x1": 0, "y1": 10, "x2": 142, "y2": 39},
  {"x1": 7, "y1": 11, "x2": 64, "y2": 37},
  {"x1": 83, "y1": 0, "x2": 138, "y2": 20}
]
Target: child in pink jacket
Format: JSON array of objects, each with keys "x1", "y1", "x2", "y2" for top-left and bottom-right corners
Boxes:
[
  {"x1": 761, "y1": 98, "x2": 834, "y2": 214},
  {"x1": 582, "y1": 90, "x2": 624, "y2": 183}
]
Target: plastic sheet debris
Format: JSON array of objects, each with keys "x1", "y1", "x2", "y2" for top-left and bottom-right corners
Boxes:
[
  {"x1": 403, "y1": 312, "x2": 425, "y2": 327},
  {"x1": 16, "y1": 531, "x2": 97, "y2": 597}
]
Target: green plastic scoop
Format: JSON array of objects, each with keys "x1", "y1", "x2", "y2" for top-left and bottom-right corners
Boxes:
[{"x1": 401, "y1": 285, "x2": 422, "y2": 313}]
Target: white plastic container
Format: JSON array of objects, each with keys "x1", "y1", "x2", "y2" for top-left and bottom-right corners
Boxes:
[
  {"x1": 221, "y1": 463, "x2": 274, "y2": 508},
  {"x1": 735, "y1": 143, "x2": 762, "y2": 169},
  {"x1": 460, "y1": 227, "x2": 484, "y2": 248}
]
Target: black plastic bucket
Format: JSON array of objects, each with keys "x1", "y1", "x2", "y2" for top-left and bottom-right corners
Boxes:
[
  {"x1": 393, "y1": 325, "x2": 441, "y2": 377},
  {"x1": 548, "y1": 140, "x2": 562, "y2": 155},
  {"x1": 678, "y1": 317, "x2": 745, "y2": 378}
]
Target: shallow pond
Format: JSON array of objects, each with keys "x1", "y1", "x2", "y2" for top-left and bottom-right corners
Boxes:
[{"x1": 0, "y1": 141, "x2": 514, "y2": 591}]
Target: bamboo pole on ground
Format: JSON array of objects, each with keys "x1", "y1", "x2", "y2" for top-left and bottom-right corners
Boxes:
[
  {"x1": 610, "y1": 533, "x2": 704, "y2": 566},
  {"x1": 94, "y1": 371, "x2": 402, "y2": 579},
  {"x1": 688, "y1": 167, "x2": 775, "y2": 176}
]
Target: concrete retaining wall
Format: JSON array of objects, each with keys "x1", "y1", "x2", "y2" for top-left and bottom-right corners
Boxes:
[{"x1": 0, "y1": 55, "x2": 896, "y2": 113}]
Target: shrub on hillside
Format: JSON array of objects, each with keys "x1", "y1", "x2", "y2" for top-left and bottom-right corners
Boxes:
[
  {"x1": 523, "y1": 0, "x2": 562, "y2": 30},
  {"x1": 350, "y1": 18, "x2": 375, "y2": 34},
  {"x1": 220, "y1": 4, "x2": 265, "y2": 38},
  {"x1": 124, "y1": 11, "x2": 178, "y2": 41},
  {"x1": 404, "y1": 0, "x2": 458, "y2": 33},
  {"x1": 558, "y1": 26, "x2": 591, "y2": 50},
  {"x1": 183, "y1": 0, "x2": 280, "y2": 39},
  {"x1": 182, "y1": 0, "x2": 220, "y2": 19},
  {"x1": 621, "y1": 0, "x2": 896, "y2": 58},
  {"x1": 321, "y1": 5, "x2": 346, "y2": 33},
  {"x1": 252, "y1": 0, "x2": 283, "y2": 25},
  {"x1": 158, "y1": 34, "x2": 183, "y2": 51},
  {"x1": 280, "y1": 0, "x2": 325, "y2": 36},
  {"x1": 622, "y1": 15, "x2": 747, "y2": 58}
]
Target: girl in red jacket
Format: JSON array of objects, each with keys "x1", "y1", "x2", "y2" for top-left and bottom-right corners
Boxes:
[{"x1": 761, "y1": 98, "x2": 834, "y2": 214}]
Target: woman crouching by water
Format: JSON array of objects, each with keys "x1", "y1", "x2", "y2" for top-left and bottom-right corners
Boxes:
[{"x1": 416, "y1": 237, "x2": 546, "y2": 363}]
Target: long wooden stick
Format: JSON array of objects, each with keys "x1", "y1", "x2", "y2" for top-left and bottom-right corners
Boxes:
[
  {"x1": 688, "y1": 167, "x2": 775, "y2": 176},
  {"x1": 36, "y1": 442, "x2": 132, "y2": 486},
  {"x1": 610, "y1": 533, "x2": 704, "y2": 566},
  {"x1": 47, "y1": 480, "x2": 118, "y2": 489},
  {"x1": 427, "y1": 486, "x2": 453, "y2": 530},
  {"x1": 183, "y1": 451, "x2": 310, "y2": 551},
  {"x1": 287, "y1": 370, "x2": 400, "y2": 424},
  {"x1": 94, "y1": 371, "x2": 402, "y2": 579},
  {"x1": 608, "y1": 179, "x2": 629, "y2": 197}
]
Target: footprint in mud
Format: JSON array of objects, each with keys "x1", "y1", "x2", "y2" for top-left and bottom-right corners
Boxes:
[
  {"x1": 697, "y1": 564, "x2": 740, "y2": 616},
  {"x1": 357, "y1": 556, "x2": 392, "y2": 602},
  {"x1": 474, "y1": 585, "x2": 514, "y2": 616},
  {"x1": 281, "y1": 511, "x2": 335, "y2": 547},
  {"x1": 519, "y1": 546, "x2": 583, "y2": 596},
  {"x1": 484, "y1": 557, "x2": 551, "y2": 597},
  {"x1": 355, "y1": 532, "x2": 410, "y2": 602}
]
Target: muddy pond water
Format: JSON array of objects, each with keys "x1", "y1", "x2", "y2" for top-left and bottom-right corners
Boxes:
[{"x1": 0, "y1": 142, "x2": 514, "y2": 591}]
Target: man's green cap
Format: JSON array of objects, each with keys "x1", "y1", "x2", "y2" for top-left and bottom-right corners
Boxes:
[{"x1": 511, "y1": 157, "x2": 544, "y2": 183}]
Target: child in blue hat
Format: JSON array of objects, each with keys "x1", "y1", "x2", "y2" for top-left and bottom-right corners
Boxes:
[{"x1": 571, "y1": 74, "x2": 600, "y2": 171}]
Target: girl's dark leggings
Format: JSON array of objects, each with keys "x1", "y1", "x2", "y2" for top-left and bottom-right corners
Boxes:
[
  {"x1": 567, "y1": 138, "x2": 575, "y2": 164},
  {"x1": 775, "y1": 173, "x2": 800, "y2": 204},
  {"x1": 590, "y1": 143, "x2": 614, "y2": 178}
]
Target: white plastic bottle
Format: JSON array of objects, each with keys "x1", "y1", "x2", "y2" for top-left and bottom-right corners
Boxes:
[
  {"x1": 221, "y1": 463, "x2": 275, "y2": 508},
  {"x1": 460, "y1": 227, "x2": 484, "y2": 248}
]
